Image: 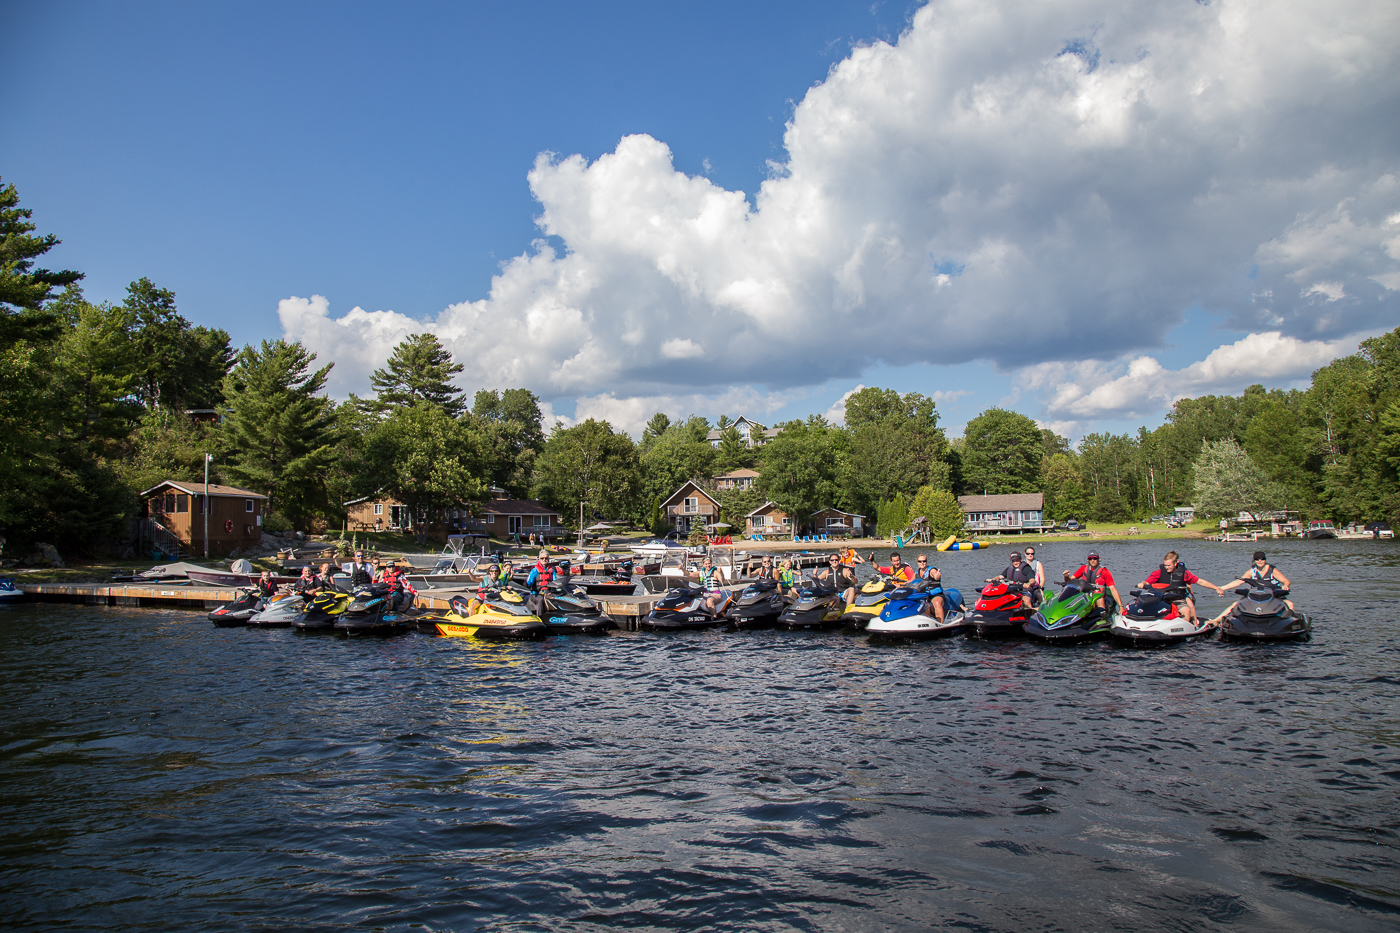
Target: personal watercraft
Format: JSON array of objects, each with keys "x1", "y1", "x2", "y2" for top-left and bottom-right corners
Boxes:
[
  {"x1": 434, "y1": 591, "x2": 548, "y2": 640},
  {"x1": 1024, "y1": 582, "x2": 1112, "y2": 644},
  {"x1": 640, "y1": 584, "x2": 733, "y2": 631},
  {"x1": 1217, "y1": 584, "x2": 1312, "y2": 642},
  {"x1": 208, "y1": 589, "x2": 263, "y2": 626},
  {"x1": 334, "y1": 585, "x2": 411, "y2": 637},
  {"x1": 246, "y1": 592, "x2": 308, "y2": 627},
  {"x1": 0, "y1": 577, "x2": 23, "y2": 602},
  {"x1": 726, "y1": 578, "x2": 785, "y2": 630},
  {"x1": 838, "y1": 576, "x2": 899, "y2": 631},
  {"x1": 965, "y1": 580, "x2": 1031, "y2": 638},
  {"x1": 292, "y1": 589, "x2": 352, "y2": 632},
  {"x1": 867, "y1": 579, "x2": 966, "y2": 642},
  {"x1": 1108, "y1": 583, "x2": 1213, "y2": 644},
  {"x1": 538, "y1": 581, "x2": 616, "y2": 634},
  {"x1": 776, "y1": 579, "x2": 843, "y2": 631}
]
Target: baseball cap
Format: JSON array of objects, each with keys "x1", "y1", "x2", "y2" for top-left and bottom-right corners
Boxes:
[
  {"x1": 1010, "y1": 551, "x2": 1022, "y2": 559},
  {"x1": 1253, "y1": 550, "x2": 1267, "y2": 561},
  {"x1": 1087, "y1": 551, "x2": 1099, "y2": 560}
]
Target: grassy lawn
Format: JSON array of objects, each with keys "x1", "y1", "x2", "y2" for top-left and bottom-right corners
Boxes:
[{"x1": 972, "y1": 521, "x2": 1212, "y2": 545}]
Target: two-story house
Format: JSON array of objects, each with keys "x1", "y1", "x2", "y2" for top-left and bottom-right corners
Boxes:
[
  {"x1": 659, "y1": 480, "x2": 721, "y2": 535},
  {"x1": 712, "y1": 467, "x2": 760, "y2": 491},
  {"x1": 706, "y1": 417, "x2": 782, "y2": 449}
]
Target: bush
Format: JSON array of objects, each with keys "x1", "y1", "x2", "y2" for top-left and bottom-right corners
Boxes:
[{"x1": 263, "y1": 511, "x2": 294, "y2": 534}]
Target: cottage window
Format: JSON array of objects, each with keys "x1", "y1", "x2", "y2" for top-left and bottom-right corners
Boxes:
[
  {"x1": 684, "y1": 497, "x2": 698, "y2": 513},
  {"x1": 163, "y1": 494, "x2": 176, "y2": 513},
  {"x1": 781, "y1": 516, "x2": 791, "y2": 526},
  {"x1": 486, "y1": 515, "x2": 494, "y2": 524},
  {"x1": 533, "y1": 515, "x2": 547, "y2": 527},
  {"x1": 245, "y1": 499, "x2": 254, "y2": 513},
  {"x1": 175, "y1": 495, "x2": 188, "y2": 513},
  {"x1": 374, "y1": 503, "x2": 383, "y2": 516}
]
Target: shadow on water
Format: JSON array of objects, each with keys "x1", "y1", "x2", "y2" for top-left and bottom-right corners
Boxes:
[{"x1": 1, "y1": 540, "x2": 1397, "y2": 931}]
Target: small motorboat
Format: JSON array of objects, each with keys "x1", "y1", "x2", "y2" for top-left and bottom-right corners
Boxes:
[
  {"x1": 1303, "y1": 520, "x2": 1338, "y2": 539},
  {"x1": 1217, "y1": 584, "x2": 1312, "y2": 642}
]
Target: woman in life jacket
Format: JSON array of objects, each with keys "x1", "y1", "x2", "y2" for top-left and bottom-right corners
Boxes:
[
  {"x1": 690, "y1": 556, "x2": 728, "y2": 615},
  {"x1": 294, "y1": 565, "x2": 319, "y2": 596},
  {"x1": 1138, "y1": 550, "x2": 1224, "y2": 624},
  {"x1": 1210, "y1": 550, "x2": 1294, "y2": 622}
]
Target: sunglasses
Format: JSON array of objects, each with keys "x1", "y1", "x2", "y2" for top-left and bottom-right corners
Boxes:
[{"x1": 917, "y1": 559, "x2": 927, "y2": 564}]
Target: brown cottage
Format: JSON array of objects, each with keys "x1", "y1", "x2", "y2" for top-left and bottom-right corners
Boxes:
[
  {"x1": 479, "y1": 496, "x2": 565, "y2": 540},
  {"x1": 140, "y1": 480, "x2": 267, "y2": 557},
  {"x1": 712, "y1": 467, "x2": 761, "y2": 491},
  {"x1": 745, "y1": 500, "x2": 793, "y2": 537},
  {"x1": 659, "y1": 480, "x2": 720, "y2": 534}
]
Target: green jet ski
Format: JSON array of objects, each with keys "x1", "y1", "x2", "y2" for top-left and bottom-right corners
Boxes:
[{"x1": 1023, "y1": 581, "x2": 1112, "y2": 644}]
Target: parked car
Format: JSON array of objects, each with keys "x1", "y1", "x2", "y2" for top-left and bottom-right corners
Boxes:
[
  {"x1": 1365, "y1": 521, "x2": 1394, "y2": 539},
  {"x1": 1064, "y1": 519, "x2": 1081, "y2": 531}
]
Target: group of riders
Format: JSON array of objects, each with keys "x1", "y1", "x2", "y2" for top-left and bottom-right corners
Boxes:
[
  {"x1": 252, "y1": 550, "x2": 419, "y2": 611},
  {"x1": 702, "y1": 545, "x2": 1294, "y2": 627},
  {"x1": 985, "y1": 546, "x2": 1292, "y2": 625}
]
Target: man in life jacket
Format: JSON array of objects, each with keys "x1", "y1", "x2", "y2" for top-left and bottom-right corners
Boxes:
[
  {"x1": 254, "y1": 570, "x2": 279, "y2": 598},
  {"x1": 1062, "y1": 552, "x2": 1123, "y2": 616},
  {"x1": 1210, "y1": 550, "x2": 1294, "y2": 621},
  {"x1": 817, "y1": 553, "x2": 859, "y2": 607},
  {"x1": 294, "y1": 565, "x2": 319, "y2": 596},
  {"x1": 1023, "y1": 546, "x2": 1046, "y2": 605},
  {"x1": 870, "y1": 551, "x2": 914, "y2": 583},
  {"x1": 343, "y1": 551, "x2": 374, "y2": 587},
  {"x1": 1139, "y1": 550, "x2": 1225, "y2": 624},
  {"x1": 988, "y1": 551, "x2": 1038, "y2": 610}
]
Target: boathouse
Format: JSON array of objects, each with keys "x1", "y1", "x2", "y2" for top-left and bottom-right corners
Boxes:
[
  {"x1": 139, "y1": 480, "x2": 267, "y2": 557},
  {"x1": 809, "y1": 507, "x2": 865, "y2": 536},
  {"x1": 957, "y1": 493, "x2": 1047, "y2": 534},
  {"x1": 746, "y1": 501, "x2": 793, "y2": 537},
  {"x1": 660, "y1": 480, "x2": 720, "y2": 535}
]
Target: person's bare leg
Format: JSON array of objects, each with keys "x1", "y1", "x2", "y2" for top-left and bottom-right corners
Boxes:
[{"x1": 932, "y1": 594, "x2": 946, "y2": 622}]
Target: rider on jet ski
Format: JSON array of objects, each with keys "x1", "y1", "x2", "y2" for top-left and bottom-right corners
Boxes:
[
  {"x1": 1023, "y1": 546, "x2": 1045, "y2": 604},
  {"x1": 817, "y1": 553, "x2": 859, "y2": 607},
  {"x1": 689, "y1": 556, "x2": 729, "y2": 614},
  {"x1": 869, "y1": 551, "x2": 914, "y2": 583},
  {"x1": 1208, "y1": 550, "x2": 1294, "y2": 623},
  {"x1": 1139, "y1": 550, "x2": 1225, "y2": 625},
  {"x1": 1062, "y1": 551, "x2": 1123, "y2": 615},
  {"x1": 254, "y1": 570, "x2": 279, "y2": 597},
  {"x1": 987, "y1": 551, "x2": 1037, "y2": 610}
]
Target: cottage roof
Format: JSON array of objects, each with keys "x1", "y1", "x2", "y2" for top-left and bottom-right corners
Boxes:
[
  {"x1": 745, "y1": 500, "x2": 786, "y2": 519},
  {"x1": 713, "y1": 467, "x2": 761, "y2": 480},
  {"x1": 660, "y1": 480, "x2": 720, "y2": 509},
  {"x1": 705, "y1": 416, "x2": 768, "y2": 441},
  {"x1": 480, "y1": 498, "x2": 561, "y2": 516},
  {"x1": 957, "y1": 493, "x2": 1044, "y2": 511},
  {"x1": 811, "y1": 506, "x2": 865, "y2": 518},
  {"x1": 141, "y1": 480, "x2": 267, "y2": 499}
]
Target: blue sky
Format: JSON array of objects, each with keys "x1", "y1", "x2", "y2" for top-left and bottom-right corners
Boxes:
[{"x1": 5, "y1": 1, "x2": 1397, "y2": 439}]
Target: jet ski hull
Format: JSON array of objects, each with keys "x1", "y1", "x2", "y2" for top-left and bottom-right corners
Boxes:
[
  {"x1": 965, "y1": 610, "x2": 1028, "y2": 638},
  {"x1": 640, "y1": 612, "x2": 729, "y2": 631},
  {"x1": 208, "y1": 592, "x2": 262, "y2": 626},
  {"x1": 1108, "y1": 613, "x2": 1214, "y2": 645},
  {"x1": 434, "y1": 619, "x2": 548, "y2": 639},
  {"x1": 334, "y1": 614, "x2": 410, "y2": 637},
  {"x1": 542, "y1": 612, "x2": 615, "y2": 635},
  {"x1": 776, "y1": 604, "x2": 843, "y2": 631},
  {"x1": 1218, "y1": 610, "x2": 1312, "y2": 641},
  {"x1": 868, "y1": 610, "x2": 967, "y2": 642}
]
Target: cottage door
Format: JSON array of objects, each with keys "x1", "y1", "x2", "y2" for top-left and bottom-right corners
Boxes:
[{"x1": 508, "y1": 516, "x2": 521, "y2": 536}]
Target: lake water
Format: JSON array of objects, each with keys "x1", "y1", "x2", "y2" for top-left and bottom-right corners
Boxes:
[{"x1": 2, "y1": 539, "x2": 1398, "y2": 931}]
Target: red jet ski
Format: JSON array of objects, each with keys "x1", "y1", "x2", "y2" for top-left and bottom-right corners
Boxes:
[{"x1": 966, "y1": 580, "x2": 1031, "y2": 638}]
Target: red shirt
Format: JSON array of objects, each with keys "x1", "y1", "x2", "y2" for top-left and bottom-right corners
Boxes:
[
  {"x1": 1071, "y1": 565, "x2": 1115, "y2": 587},
  {"x1": 1143, "y1": 568, "x2": 1200, "y2": 586}
]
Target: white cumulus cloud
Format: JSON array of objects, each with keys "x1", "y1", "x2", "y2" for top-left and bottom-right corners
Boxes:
[{"x1": 280, "y1": 0, "x2": 1400, "y2": 418}]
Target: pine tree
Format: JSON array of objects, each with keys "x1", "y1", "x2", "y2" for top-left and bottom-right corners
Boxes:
[
  {"x1": 0, "y1": 177, "x2": 84, "y2": 342},
  {"x1": 366, "y1": 333, "x2": 466, "y2": 417},
  {"x1": 221, "y1": 340, "x2": 339, "y2": 525}
]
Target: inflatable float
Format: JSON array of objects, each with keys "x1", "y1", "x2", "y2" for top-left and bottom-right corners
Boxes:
[{"x1": 936, "y1": 536, "x2": 986, "y2": 551}]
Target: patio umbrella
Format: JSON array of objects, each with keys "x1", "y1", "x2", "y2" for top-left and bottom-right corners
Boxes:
[
  {"x1": 586, "y1": 522, "x2": 612, "y2": 531},
  {"x1": 705, "y1": 522, "x2": 732, "y2": 531}
]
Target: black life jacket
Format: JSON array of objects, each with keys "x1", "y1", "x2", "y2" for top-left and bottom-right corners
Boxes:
[
  {"x1": 351, "y1": 563, "x2": 373, "y2": 586},
  {"x1": 1157, "y1": 562, "x2": 1188, "y2": 590},
  {"x1": 1004, "y1": 563, "x2": 1035, "y2": 585},
  {"x1": 1249, "y1": 564, "x2": 1276, "y2": 583}
]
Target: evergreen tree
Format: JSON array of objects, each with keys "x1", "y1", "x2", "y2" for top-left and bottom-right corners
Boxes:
[
  {"x1": 221, "y1": 340, "x2": 339, "y2": 525},
  {"x1": 0, "y1": 177, "x2": 83, "y2": 342},
  {"x1": 715, "y1": 424, "x2": 754, "y2": 471},
  {"x1": 367, "y1": 332, "x2": 466, "y2": 417},
  {"x1": 362, "y1": 402, "x2": 488, "y2": 544},
  {"x1": 641, "y1": 412, "x2": 671, "y2": 450}
]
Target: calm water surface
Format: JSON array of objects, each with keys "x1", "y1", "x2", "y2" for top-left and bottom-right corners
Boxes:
[{"x1": 2, "y1": 539, "x2": 1398, "y2": 931}]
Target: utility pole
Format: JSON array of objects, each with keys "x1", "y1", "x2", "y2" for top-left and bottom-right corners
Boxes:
[
  {"x1": 203, "y1": 453, "x2": 212, "y2": 559},
  {"x1": 578, "y1": 499, "x2": 586, "y2": 549}
]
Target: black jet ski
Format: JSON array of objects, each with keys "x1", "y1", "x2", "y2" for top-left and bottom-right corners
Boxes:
[
  {"x1": 208, "y1": 589, "x2": 263, "y2": 626},
  {"x1": 726, "y1": 578, "x2": 785, "y2": 630},
  {"x1": 1218, "y1": 584, "x2": 1312, "y2": 641},
  {"x1": 965, "y1": 580, "x2": 1031, "y2": 638},
  {"x1": 776, "y1": 579, "x2": 843, "y2": 631},
  {"x1": 538, "y1": 581, "x2": 616, "y2": 635},
  {"x1": 336, "y1": 585, "x2": 410, "y2": 637},
  {"x1": 293, "y1": 589, "x2": 351, "y2": 632},
  {"x1": 640, "y1": 584, "x2": 733, "y2": 631}
]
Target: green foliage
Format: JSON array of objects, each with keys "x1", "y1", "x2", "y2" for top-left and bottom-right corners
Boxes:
[
  {"x1": 877, "y1": 492, "x2": 909, "y2": 538},
  {"x1": 840, "y1": 388, "x2": 951, "y2": 516},
  {"x1": 1192, "y1": 438, "x2": 1284, "y2": 520},
  {"x1": 639, "y1": 423, "x2": 717, "y2": 508},
  {"x1": 1041, "y1": 453, "x2": 1087, "y2": 521},
  {"x1": 641, "y1": 412, "x2": 671, "y2": 450},
  {"x1": 716, "y1": 487, "x2": 764, "y2": 535},
  {"x1": 366, "y1": 332, "x2": 466, "y2": 417},
  {"x1": 220, "y1": 340, "x2": 339, "y2": 526},
  {"x1": 757, "y1": 416, "x2": 844, "y2": 529},
  {"x1": 473, "y1": 388, "x2": 545, "y2": 497},
  {"x1": 715, "y1": 424, "x2": 755, "y2": 471},
  {"x1": 262, "y1": 511, "x2": 293, "y2": 534},
  {"x1": 908, "y1": 486, "x2": 964, "y2": 540},
  {"x1": 959, "y1": 408, "x2": 1043, "y2": 495},
  {"x1": 120, "y1": 278, "x2": 230, "y2": 411},
  {"x1": 362, "y1": 402, "x2": 487, "y2": 544},
  {"x1": 0, "y1": 177, "x2": 83, "y2": 342},
  {"x1": 649, "y1": 495, "x2": 666, "y2": 536},
  {"x1": 533, "y1": 419, "x2": 641, "y2": 524}
]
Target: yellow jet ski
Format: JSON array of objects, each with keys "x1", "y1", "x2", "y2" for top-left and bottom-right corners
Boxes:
[{"x1": 433, "y1": 591, "x2": 548, "y2": 640}]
